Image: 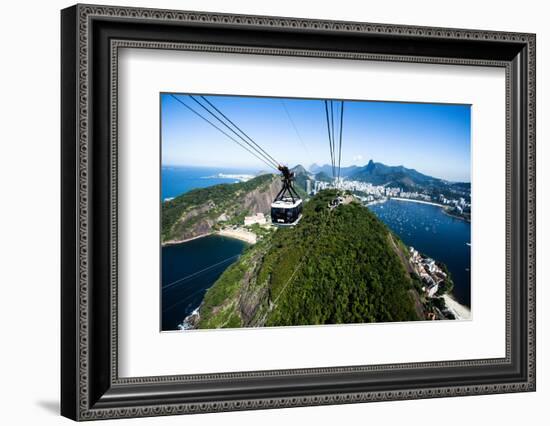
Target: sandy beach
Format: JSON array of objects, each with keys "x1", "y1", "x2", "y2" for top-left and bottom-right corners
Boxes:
[
  {"x1": 389, "y1": 197, "x2": 444, "y2": 208},
  {"x1": 163, "y1": 227, "x2": 258, "y2": 246},
  {"x1": 162, "y1": 233, "x2": 211, "y2": 246},
  {"x1": 389, "y1": 197, "x2": 470, "y2": 222},
  {"x1": 442, "y1": 294, "x2": 472, "y2": 320},
  {"x1": 217, "y1": 228, "x2": 257, "y2": 244}
]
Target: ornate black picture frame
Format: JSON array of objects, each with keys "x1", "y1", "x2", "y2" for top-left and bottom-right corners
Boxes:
[{"x1": 61, "y1": 4, "x2": 536, "y2": 421}]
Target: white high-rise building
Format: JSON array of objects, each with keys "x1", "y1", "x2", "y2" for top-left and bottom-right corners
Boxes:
[{"x1": 306, "y1": 179, "x2": 312, "y2": 195}]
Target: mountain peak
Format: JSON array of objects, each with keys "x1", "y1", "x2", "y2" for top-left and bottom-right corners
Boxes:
[
  {"x1": 291, "y1": 164, "x2": 308, "y2": 174},
  {"x1": 309, "y1": 163, "x2": 320, "y2": 170},
  {"x1": 348, "y1": 160, "x2": 441, "y2": 190},
  {"x1": 365, "y1": 159, "x2": 376, "y2": 172}
]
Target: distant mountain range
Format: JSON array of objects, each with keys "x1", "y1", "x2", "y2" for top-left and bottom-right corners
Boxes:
[
  {"x1": 348, "y1": 160, "x2": 444, "y2": 189},
  {"x1": 309, "y1": 163, "x2": 360, "y2": 178},
  {"x1": 308, "y1": 160, "x2": 470, "y2": 193}
]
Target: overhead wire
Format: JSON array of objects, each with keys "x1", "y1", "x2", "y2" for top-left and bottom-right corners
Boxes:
[
  {"x1": 169, "y1": 95, "x2": 278, "y2": 172},
  {"x1": 324, "y1": 100, "x2": 335, "y2": 180},
  {"x1": 162, "y1": 255, "x2": 243, "y2": 313},
  {"x1": 280, "y1": 100, "x2": 310, "y2": 157},
  {"x1": 166, "y1": 94, "x2": 352, "y2": 321},
  {"x1": 188, "y1": 95, "x2": 280, "y2": 169},
  {"x1": 330, "y1": 100, "x2": 336, "y2": 179},
  {"x1": 264, "y1": 203, "x2": 336, "y2": 320},
  {"x1": 197, "y1": 95, "x2": 281, "y2": 169},
  {"x1": 337, "y1": 101, "x2": 344, "y2": 182},
  {"x1": 162, "y1": 254, "x2": 241, "y2": 292}
]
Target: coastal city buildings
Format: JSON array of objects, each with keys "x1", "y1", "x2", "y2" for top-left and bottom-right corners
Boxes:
[
  {"x1": 310, "y1": 176, "x2": 470, "y2": 219},
  {"x1": 306, "y1": 179, "x2": 313, "y2": 195},
  {"x1": 409, "y1": 247, "x2": 448, "y2": 298}
]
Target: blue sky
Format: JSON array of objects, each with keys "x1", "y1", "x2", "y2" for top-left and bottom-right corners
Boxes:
[{"x1": 161, "y1": 93, "x2": 471, "y2": 182}]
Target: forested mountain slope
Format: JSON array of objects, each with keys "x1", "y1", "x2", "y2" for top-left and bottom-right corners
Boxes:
[{"x1": 195, "y1": 190, "x2": 420, "y2": 328}]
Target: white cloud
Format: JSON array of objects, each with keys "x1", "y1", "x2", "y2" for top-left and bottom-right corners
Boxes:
[{"x1": 352, "y1": 155, "x2": 363, "y2": 162}]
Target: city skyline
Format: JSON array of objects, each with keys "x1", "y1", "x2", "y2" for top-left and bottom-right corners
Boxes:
[{"x1": 161, "y1": 93, "x2": 471, "y2": 182}]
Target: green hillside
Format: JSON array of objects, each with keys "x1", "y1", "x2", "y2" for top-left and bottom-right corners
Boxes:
[
  {"x1": 196, "y1": 189, "x2": 420, "y2": 328},
  {"x1": 162, "y1": 174, "x2": 276, "y2": 242}
]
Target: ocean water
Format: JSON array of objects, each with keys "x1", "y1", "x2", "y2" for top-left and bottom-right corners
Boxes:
[
  {"x1": 161, "y1": 165, "x2": 257, "y2": 331},
  {"x1": 161, "y1": 167, "x2": 471, "y2": 330},
  {"x1": 161, "y1": 235, "x2": 248, "y2": 331},
  {"x1": 368, "y1": 199, "x2": 471, "y2": 307},
  {"x1": 161, "y1": 165, "x2": 260, "y2": 200}
]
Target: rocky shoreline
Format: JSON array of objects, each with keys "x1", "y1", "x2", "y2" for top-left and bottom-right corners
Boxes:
[
  {"x1": 179, "y1": 307, "x2": 200, "y2": 330},
  {"x1": 441, "y1": 206, "x2": 471, "y2": 223}
]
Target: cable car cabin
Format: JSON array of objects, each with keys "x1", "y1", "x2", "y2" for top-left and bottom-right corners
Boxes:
[
  {"x1": 328, "y1": 196, "x2": 344, "y2": 210},
  {"x1": 271, "y1": 197, "x2": 303, "y2": 226},
  {"x1": 271, "y1": 165, "x2": 303, "y2": 226}
]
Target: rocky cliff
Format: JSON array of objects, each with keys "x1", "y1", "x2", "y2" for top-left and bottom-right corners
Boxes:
[
  {"x1": 161, "y1": 174, "x2": 280, "y2": 243},
  {"x1": 242, "y1": 179, "x2": 282, "y2": 215}
]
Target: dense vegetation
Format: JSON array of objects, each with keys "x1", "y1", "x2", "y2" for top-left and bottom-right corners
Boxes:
[
  {"x1": 198, "y1": 237, "x2": 272, "y2": 329},
  {"x1": 263, "y1": 190, "x2": 419, "y2": 325},
  {"x1": 197, "y1": 189, "x2": 420, "y2": 328},
  {"x1": 435, "y1": 261, "x2": 454, "y2": 296},
  {"x1": 162, "y1": 174, "x2": 274, "y2": 241}
]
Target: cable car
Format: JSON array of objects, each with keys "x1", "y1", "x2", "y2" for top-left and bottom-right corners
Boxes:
[
  {"x1": 271, "y1": 165, "x2": 303, "y2": 226},
  {"x1": 328, "y1": 196, "x2": 344, "y2": 210},
  {"x1": 271, "y1": 197, "x2": 303, "y2": 226}
]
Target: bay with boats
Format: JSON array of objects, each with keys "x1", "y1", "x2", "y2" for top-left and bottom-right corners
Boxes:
[
  {"x1": 161, "y1": 166, "x2": 471, "y2": 330},
  {"x1": 368, "y1": 198, "x2": 471, "y2": 308}
]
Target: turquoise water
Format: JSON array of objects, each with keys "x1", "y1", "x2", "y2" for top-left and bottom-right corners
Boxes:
[
  {"x1": 161, "y1": 235, "x2": 248, "y2": 331},
  {"x1": 161, "y1": 165, "x2": 260, "y2": 201},
  {"x1": 368, "y1": 199, "x2": 471, "y2": 307}
]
